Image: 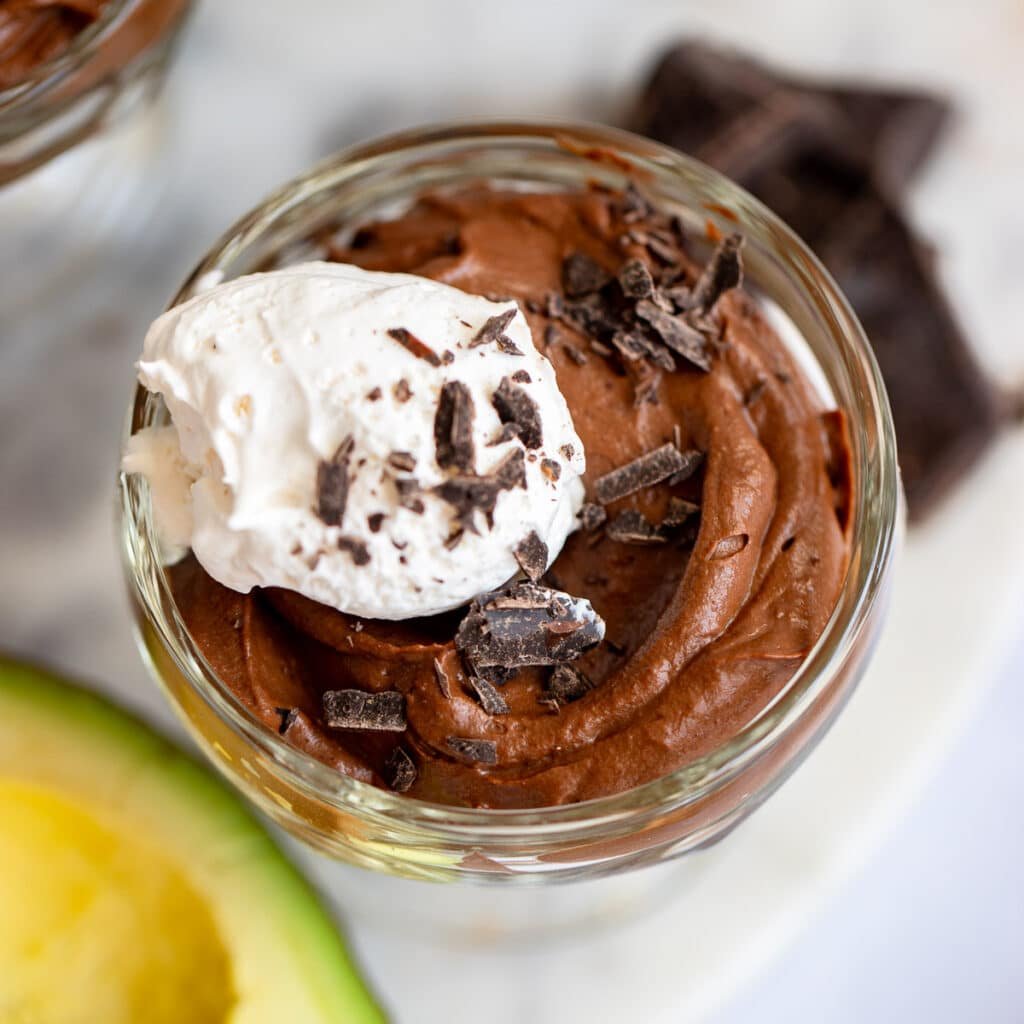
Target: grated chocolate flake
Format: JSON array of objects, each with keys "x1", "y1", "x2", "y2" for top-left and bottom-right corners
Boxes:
[
  {"x1": 635, "y1": 299, "x2": 712, "y2": 372},
  {"x1": 579, "y1": 502, "x2": 608, "y2": 531},
  {"x1": 618, "y1": 257, "x2": 656, "y2": 299},
  {"x1": 666, "y1": 449, "x2": 705, "y2": 486},
  {"x1": 593, "y1": 442, "x2": 699, "y2": 504},
  {"x1": 560, "y1": 443, "x2": 575, "y2": 459},
  {"x1": 662, "y1": 496, "x2": 701, "y2": 528},
  {"x1": 274, "y1": 707, "x2": 298, "y2": 735},
  {"x1": 620, "y1": 181, "x2": 655, "y2": 223},
  {"x1": 469, "y1": 308, "x2": 517, "y2": 350},
  {"x1": 469, "y1": 676, "x2": 510, "y2": 715},
  {"x1": 446, "y1": 737, "x2": 498, "y2": 765},
  {"x1": 315, "y1": 435, "x2": 354, "y2": 527},
  {"x1": 393, "y1": 378, "x2": 412, "y2": 403},
  {"x1": 514, "y1": 530, "x2": 549, "y2": 582},
  {"x1": 455, "y1": 581, "x2": 605, "y2": 675},
  {"x1": 434, "y1": 448, "x2": 526, "y2": 533},
  {"x1": 692, "y1": 233, "x2": 744, "y2": 315},
  {"x1": 511, "y1": 369, "x2": 532, "y2": 384},
  {"x1": 434, "y1": 380, "x2": 476, "y2": 472},
  {"x1": 562, "y1": 251, "x2": 612, "y2": 297},
  {"x1": 492, "y1": 377, "x2": 543, "y2": 449},
  {"x1": 546, "y1": 664, "x2": 594, "y2": 705},
  {"x1": 606, "y1": 509, "x2": 667, "y2": 545},
  {"x1": 384, "y1": 747, "x2": 417, "y2": 792},
  {"x1": 387, "y1": 451, "x2": 417, "y2": 472},
  {"x1": 323, "y1": 689, "x2": 406, "y2": 731},
  {"x1": 366, "y1": 386, "x2": 382, "y2": 401},
  {"x1": 433, "y1": 657, "x2": 452, "y2": 699},
  {"x1": 367, "y1": 512, "x2": 386, "y2": 533},
  {"x1": 386, "y1": 326, "x2": 442, "y2": 366},
  {"x1": 338, "y1": 536, "x2": 371, "y2": 565},
  {"x1": 541, "y1": 458, "x2": 561, "y2": 481}
]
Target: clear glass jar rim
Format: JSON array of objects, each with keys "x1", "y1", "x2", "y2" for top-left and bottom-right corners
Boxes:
[{"x1": 122, "y1": 119, "x2": 901, "y2": 837}]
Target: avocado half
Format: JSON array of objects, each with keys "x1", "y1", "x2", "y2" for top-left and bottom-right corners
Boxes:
[{"x1": 0, "y1": 656, "x2": 386, "y2": 1023}]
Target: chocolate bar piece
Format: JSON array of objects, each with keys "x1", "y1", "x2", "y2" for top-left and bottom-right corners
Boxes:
[{"x1": 632, "y1": 41, "x2": 1001, "y2": 518}]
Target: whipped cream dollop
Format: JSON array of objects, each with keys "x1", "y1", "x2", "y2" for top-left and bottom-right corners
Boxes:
[{"x1": 124, "y1": 262, "x2": 586, "y2": 619}]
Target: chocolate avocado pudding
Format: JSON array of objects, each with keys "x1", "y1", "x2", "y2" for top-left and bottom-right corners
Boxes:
[
  {"x1": 159, "y1": 185, "x2": 851, "y2": 809},
  {"x1": 0, "y1": 0, "x2": 110, "y2": 89}
]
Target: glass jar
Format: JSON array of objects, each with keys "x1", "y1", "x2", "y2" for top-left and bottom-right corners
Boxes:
[
  {"x1": 119, "y1": 122, "x2": 901, "y2": 899},
  {"x1": 0, "y1": 0, "x2": 194, "y2": 314}
]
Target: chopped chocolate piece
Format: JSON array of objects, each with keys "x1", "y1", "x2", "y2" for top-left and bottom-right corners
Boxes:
[
  {"x1": 434, "y1": 448, "x2": 526, "y2": 532},
  {"x1": 560, "y1": 443, "x2": 575, "y2": 459},
  {"x1": 434, "y1": 380, "x2": 476, "y2": 472},
  {"x1": 469, "y1": 308, "x2": 517, "y2": 349},
  {"x1": 444, "y1": 528, "x2": 465, "y2": 550},
  {"x1": 315, "y1": 435, "x2": 354, "y2": 527},
  {"x1": 274, "y1": 707, "x2": 298, "y2": 735},
  {"x1": 579, "y1": 502, "x2": 608, "y2": 531},
  {"x1": 514, "y1": 531, "x2": 549, "y2": 582},
  {"x1": 540, "y1": 459, "x2": 561, "y2": 482},
  {"x1": 635, "y1": 299, "x2": 712, "y2": 371},
  {"x1": 323, "y1": 689, "x2": 406, "y2": 731},
  {"x1": 590, "y1": 339, "x2": 614, "y2": 358},
  {"x1": 442, "y1": 350, "x2": 455, "y2": 364},
  {"x1": 497, "y1": 336, "x2": 525, "y2": 356},
  {"x1": 691, "y1": 233, "x2": 744, "y2": 314},
  {"x1": 613, "y1": 330, "x2": 677, "y2": 373},
  {"x1": 546, "y1": 664, "x2": 593, "y2": 705},
  {"x1": 620, "y1": 181, "x2": 655, "y2": 223},
  {"x1": 662, "y1": 496, "x2": 700, "y2": 527},
  {"x1": 543, "y1": 323, "x2": 561, "y2": 348},
  {"x1": 384, "y1": 747, "x2": 417, "y2": 792},
  {"x1": 618, "y1": 257, "x2": 656, "y2": 299},
  {"x1": 367, "y1": 512, "x2": 386, "y2": 533},
  {"x1": 708, "y1": 533, "x2": 749, "y2": 560},
  {"x1": 563, "y1": 343, "x2": 588, "y2": 365},
  {"x1": 387, "y1": 451, "x2": 417, "y2": 472},
  {"x1": 607, "y1": 509, "x2": 667, "y2": 545},
  {"x1": 446, "y1": 737, "x2": 498, "y2": 765},
  {"x1": 338, "y1": 536, "x2": 371, "y2": 565},
  {"x1": 593, "y1": 442, "x2": 698, "y2": 504},
  {"x1": 492, "y1": 377, "x2": 543, "y2": 449},
  {"x1": 511, "y1": 369, "x2": 532, "y2": 384},
  {"x1": 469, "y1": 676, "x2": 510, "y2": 715},
  {"x1": 455, "y1": 582, "x2": 605, "y2": 674},
  {"x1": 366, "y1": 386, "x2": 382, "y2": 401},
  {"x1": 386, "y1": 326, "x2": 442, "y2": 366},
  {"x1": 393, "y1": 378, "x2": 412, "y2": 403},
  {"x1": 433, "y1": 658, "x2": 452, "y2": 699},
  {"x1": 666, "y1": 449, "x2": 704, "y2": 486},
  {"x1": 562, "y1": 251, "x2": 612, "y2": 297}
]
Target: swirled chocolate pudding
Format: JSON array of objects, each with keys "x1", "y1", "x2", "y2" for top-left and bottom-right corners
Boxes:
[
  {"x1": 0, "y1": 0, "x2": 110, "y2": 89},
  {"x1": 127, "y1": 184, "x2": 852, "y2": 808}
]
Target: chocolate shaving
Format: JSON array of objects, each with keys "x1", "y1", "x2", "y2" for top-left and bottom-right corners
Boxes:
[
  {"x1": 433, "y1": 657, "x2": 452, "y2": 699},
  {"x1": 593, "y1": 443, "x2": 699, "y2": 504},
  {"x1": 274, "y1": 707, "x2": 298, "y2": 735},
  {"x1": 469, "y1": 676, "x2": 510, "y2": 715},
  {"x1": 540, "y1": 459, "x2": 561, "y2": 481},
  {"x1": 387, "y1": 451, "x2": 417, "y2": 472},
  {"x1": 492, "y1": 377, "x2": 543, "y2": 449},
  {"x1": 469, "y1": 309, "x2": 517, "y2": 350},
  {"x1": 662, "y1": 496, "x2": 700, "y2": 528},
  {"x1": 455, "y1": 582, "x2": 605, "y2": 674},
  {"x1": 514, "y1": 531, "x2": 548, "y2": 582},
  {"x1": 691, "y1": 233, "x2": 744, "y2": 314},
  {"x1": 315, "y1": 436, "x2": 354, "y2": 527},
  {"x1": 635, "y1": 299, "x2": 712, "y2": 371},
  {"x1": 562, "y1": 251, "x2": 612, "y2": 297},
  {"x1": 446, "y1": 737, "x2": 498, "y2": 765},
  {"x1": 434, "y1": 380, "x2": 476, "y2": 472},
  {"x1": 394, "y1": 476, "x2": 424, "y2": 513},
  {"x1": 606, "y1": 509, "x2": 667, "y2": 545},
  {"x1": 323, "y1": 689, "x2": 406, "y2": 731},
  {"x1": 560, "y1": 443, "x2": 575, "y2": 459},
  {"x1": 386, "y1": 327, "x2": 442, "y2": 366},
  {"x1": 545, "y1": 664, "x2": 593, "y2": 705},
  {"x1": 367, "y1": 512, "x2": 385, "y2": 533},
  {"x1": 384, "y1": 747, "x2": 417, "y2": 792},
  {"x1": 434, "y1": 448, "x2": 526, "y2": 533},
  {"x1": 618, "y1": 258, "x2": 656, "y2": 299},
  {"x1": 511, "y1": 369, "x2": 532, "y2": 384},
  {"x1": 338, "y1": 536, "x2": 371, "y2": 565},
  {"x1": 393, "y1": 379, "x2": 412, "y2": 403},
  {"x1": 621, "y1": 181, "x2": 655, "y2": 223},
  {"x1": 579, "y1": 502, "x2": 608, "y2": 531}
]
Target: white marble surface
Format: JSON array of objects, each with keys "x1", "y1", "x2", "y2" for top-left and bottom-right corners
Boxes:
[{"x1": 1, "y1": 0, "x2": 1022, "y2": 1021}]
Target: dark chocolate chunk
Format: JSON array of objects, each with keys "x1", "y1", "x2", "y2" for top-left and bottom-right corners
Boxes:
[
  {"x1": 323, "y1": 689, "x2": 406, "y2": 731},
  {"x1": 620, "y1": 181, "x2": 655, "y2": 223},
  {"x1": 384, "y1": 748, "x2": 417, "y2": 792},
  {"x1": 612, "y1": 330, "x2": 676, "y2": 373},
  {"x1": 540, "y1": 459, "x2": 561, "y2": 482},
  {"x1": 492, "y1": 377, "x2": 543, "y2": 449},
  {"x1": 469, "y1": 308, "x2": 517, "y2": 349},
  {"x1": 454, "y1": 582, "x2": 605, "y2": 674},
  {"x1": 606, "y1": 509, "x2": 667, "y2": 545},
  {"x1": 433, "y1": 657, "x2": 452, "y2": 699},
  {"x1": 469, "y1": 676, "x2": 510, "y2": 715},
  {"x1": 562, "y1": 252, "x2": 612, "y2": 297},
  {"x1": 560, "y1": 443, "x2": 575, "y2": 459},
  {"x1": 662, "y1": 496, "x2": 700, "y2": 527},
  {"x1": 274, "y1": 707, "x2": 298, "y2": 735},
  {"x1": 545, "y1": 664, "x2": 593, "y2": 705},
  {"x1": 691, "y1": 233, "x2": 744, "y2": 314},
  {"x1": 366, "y1": 387, "x2": 382, "y2": 401},
  {"x1": 446, "y1": 737, "x2": 498, "y2": 765},
  {"x1": 434, "y1": 448, "x2": 526, "y2": 533},
  {"x1": 315, "y1": 436, "x2": 354, "y2": 527},
  {"x1": 579, "y1": 502, "x2": 608, "y2": 531},
  {"x1": 387, "y1": 451, "x2": 417, "y2": 472},
  {"x1": 635, "y1": 299, "x2": 712, "y2": 371},
  {"x1": 618, "y1": 258, "x2": 656, "y2": 299},
  {"x1": 367, "y1": 512, "x2": 386, "y2": 533},
  {"x1": 593, "y1": 442, "x2": 700, "y2": 504},
  {"x1": 511, "y1": 369, "x2": 532, "y2": 384},
  {"x1": 434, "y1": 380, "x2": 476, "y2": 472},
  {"x1": 514, "y1": 531, "x2": 549, "y2": 582},
  {"x1": 337, "y1": 536, "x2": 371, "y2": 566},
  {"x1": 386, "y1": 326, "x2": 442, "y2": 366}
]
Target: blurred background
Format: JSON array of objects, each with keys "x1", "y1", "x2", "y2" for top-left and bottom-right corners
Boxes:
[{"x1": 1, "y1": 0, "x2": 1022, "y2": 1021}]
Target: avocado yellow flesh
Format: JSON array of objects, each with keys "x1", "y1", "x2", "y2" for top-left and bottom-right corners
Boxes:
[{"x1": 0, "y1": 657, "x2": 386, "y2": 1024}]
